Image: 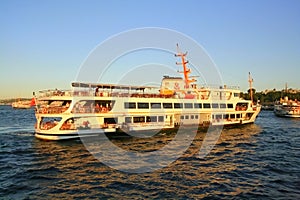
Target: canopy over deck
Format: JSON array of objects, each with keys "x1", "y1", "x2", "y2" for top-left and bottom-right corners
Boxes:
[{"x1": 71, "y1": 82, "x2": 158, "y2": 91}]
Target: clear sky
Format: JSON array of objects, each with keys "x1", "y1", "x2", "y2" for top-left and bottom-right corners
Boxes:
[{"x1": 1, "y1": 0, "x2": 299, "y2": 98}]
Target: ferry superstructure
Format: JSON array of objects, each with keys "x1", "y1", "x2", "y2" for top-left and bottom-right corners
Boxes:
[{"x1": 34, "y1": 46, "x2": 261, "y2": 140}]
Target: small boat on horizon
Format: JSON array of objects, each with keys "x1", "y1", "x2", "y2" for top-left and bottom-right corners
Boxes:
[
  {"x1": 11, "y1": 98, "x2": 36, "y2": 109},
  {"x1": 274, "y1": 96, "x2": 300, "y2": 118}
]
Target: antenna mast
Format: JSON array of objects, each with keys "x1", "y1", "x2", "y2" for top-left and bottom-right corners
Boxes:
[
  {"x1": 248, "y1": 72, "x2": 253, "y2": 103},
  {"x1": 175, "y1": 44, "x2": 195, "y2": 88}
]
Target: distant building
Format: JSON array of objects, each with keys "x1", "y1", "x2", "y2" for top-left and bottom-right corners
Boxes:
[{"x1": 261, "y1": 88, "x2": 300, "y2": 94}]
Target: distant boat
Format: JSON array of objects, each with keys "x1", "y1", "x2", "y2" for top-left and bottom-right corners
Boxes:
[
  {"x1": 11, "y1": 98, "x2": 36, "y2": 109},
  {"x1": 274, "y1": 96, "x2": 300, "y2": 118},
  {"x1": 261, "y1": 104, "x2": 274, "y2": 111}
]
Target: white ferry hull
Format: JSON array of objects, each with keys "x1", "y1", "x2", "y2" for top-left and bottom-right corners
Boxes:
[
  {"x1": 35, "y1": 128, "x2": 116, "y2": 141},
  {"x1": 35, "y1": 132, "x2": 80, "y2": 141},
  {"x1": 34, "y1": 113, "x2": 260, "y2": 141}
]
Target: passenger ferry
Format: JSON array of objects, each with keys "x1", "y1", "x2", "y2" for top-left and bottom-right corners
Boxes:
[
  {"x1": 34, "y1": 46, "x2": 261, "y2": 140},
  {"x1": 274, "y1": 96, "x2": 300, "y2": 118}
]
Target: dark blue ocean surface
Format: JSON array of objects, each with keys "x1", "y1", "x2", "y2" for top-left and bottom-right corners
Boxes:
[{"x1": 0, "y1": 105, "x2": 299, "y2": 199}]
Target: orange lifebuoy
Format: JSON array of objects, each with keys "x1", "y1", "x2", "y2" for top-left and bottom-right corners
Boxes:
[
  {"x1": 42, "y1": 108, "x2": 47, "y2": 114},
  {"x1": 101, "y1": 107, "x2": 108, "y2": 112}
]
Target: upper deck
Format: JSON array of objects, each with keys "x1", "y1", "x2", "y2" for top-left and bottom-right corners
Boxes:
[{"x1": 37, "y1": 82, "x2": 242, "y2": 101}]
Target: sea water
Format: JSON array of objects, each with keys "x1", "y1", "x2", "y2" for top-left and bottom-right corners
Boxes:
[{"x1": 0, "y1": 105, "x2": 299, "y2": 199}]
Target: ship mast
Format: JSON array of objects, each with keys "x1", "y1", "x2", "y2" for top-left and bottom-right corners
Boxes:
[
  {"x1": 248, "y1": 72, "x2": 253, "y2": 103},
  {"x1": 175, "y1": 44, "x2": 195, "y2": 89}
]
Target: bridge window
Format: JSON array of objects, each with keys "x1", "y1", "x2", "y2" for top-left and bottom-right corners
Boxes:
[
  {"x1": 125, "y1": 117, "x2": 131, "y2": 123},
  {"x1": 215, "y1": 114, "x2": 222, "y2": 119},
  {"x1": 236, "y1": 102, "x2": 248, "y2": 111},
  {"x1": 220, "y1": 103, "x2": 226, "y2": 108},
  {"x1": 184, "y1": 103, "x2": 193, "y2": 109},
  {"x1": 174, "y1": 103, "x2": 183, "y2": 108},
  {"x1": 104, "y1": 118, "x2": 118, "y2": 124},
  {"x1": 203, "y1": 103, "x2": 211, "y2": 108},
  {"x1": 138, "y1": 102, "x2": 149, "y2": 109},
  {"x1": 194, "y1": 103, "x2": 202, "y2": 108},
  {"x1": 163, "y1": 103, "x2": 173, "y2": 109},
  {"x1": 146, "y1": 116, "x2": 157, "y2": 122},
  {"x1": 212, "y1": 103, "x2": 219, "y2": 108},
  {"x1": 151, "y1": 103, "x2": 161, "y2": 109},
  {"x1": 158, "y1": 116, "x2": 164, "y2": 122},
  {"x1": 124, "y1": 102, "x2": 136, "y2": 109},
  {"x1": 227, "y1": 104, "x2": 234, "y2": 108},
  {"x1": 133, "y1": 116, "x2": 145, "y2": 123}
]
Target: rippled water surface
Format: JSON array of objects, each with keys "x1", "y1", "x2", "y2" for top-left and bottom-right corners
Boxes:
[{"x1": 0, "y1": 105, "x2": 299, "y2": 199}]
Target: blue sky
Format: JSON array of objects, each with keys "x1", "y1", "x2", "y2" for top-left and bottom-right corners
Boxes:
[{"x1": 1, "y1": 0, "x2": 299, "y2": 98}]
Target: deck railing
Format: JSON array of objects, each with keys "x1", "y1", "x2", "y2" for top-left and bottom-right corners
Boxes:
[{"x1": 37, "y1": 85, "x2": 241, "y2": 99}]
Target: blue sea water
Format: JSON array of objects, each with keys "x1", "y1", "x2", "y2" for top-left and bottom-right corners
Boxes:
[{"x1": 0, "y1": 105, "x2": 299, "y2": 199}]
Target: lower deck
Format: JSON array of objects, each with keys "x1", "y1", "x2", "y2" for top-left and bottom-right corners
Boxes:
[{"x1": 35, "y1": 107, "x2": 261, "y2": 140}]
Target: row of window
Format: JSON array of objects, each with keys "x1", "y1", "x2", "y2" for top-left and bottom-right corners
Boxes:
[
  {"x1": 179, "y1": 113, "x2": 250, "y2": 121},
  {"x1": 104, "y1": 113, "x2": 251, "y2": 125},
  {"x1": 212, "y1": 113, "x2": 241, "y2": 120},
  {"x1": 124, "y1": 102, "x2": 234, "y2": 109},
  {"x1": 125, "y1": 116, "x2": 164, "y2": 123},
  {"x1": 212, "y1": 113, "x2": 253, "y2": 120},
  {"x1": 180, "y1": 115, "x2": 199, "y2": 120}
]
